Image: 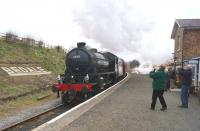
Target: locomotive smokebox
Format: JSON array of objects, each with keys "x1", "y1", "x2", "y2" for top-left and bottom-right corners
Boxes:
[{"x1": 77, "y1": 42, "x2": 86, "y2": 48}]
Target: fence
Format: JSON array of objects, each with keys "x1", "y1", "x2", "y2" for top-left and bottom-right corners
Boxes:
[
  {"x1": 0, "y1": 33, "x2": 5, "y2": 38},
  {"x1": 0, "y1": 32, "x2": 66, "y2": 52}
]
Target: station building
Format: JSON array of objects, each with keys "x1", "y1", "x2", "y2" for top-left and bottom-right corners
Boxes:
[{"x1": 171, "y1": 19, "x2": 200, "y2": 91}]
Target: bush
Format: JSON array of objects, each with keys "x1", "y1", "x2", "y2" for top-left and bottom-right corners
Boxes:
[
  {"x1": 5, "y1": 32, "x2": 18, "y2": 43},
  {"x1": 55, "y1": 45, "x2": 63, "y2": 52},
  {"x1": 38, "y1": 40, "x2": 44, "y2": 48}
]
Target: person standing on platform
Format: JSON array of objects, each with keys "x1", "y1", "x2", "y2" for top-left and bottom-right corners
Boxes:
[
  {"x1": 178, "y1": 66, "x2": 192, "y2": 108},
  {"x1": 149, "y1": 65, "x2": 167, "y2": 111},
  {"x1": 168, "y1": 67, "x2": 176, "y2": 89}
]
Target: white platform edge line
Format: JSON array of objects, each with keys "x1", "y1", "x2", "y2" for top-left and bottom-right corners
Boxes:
[
  {"x1": 33, "y1": 73, "x2": 129, "y2": 131},
  {"x1": 48, "y1": 73, "x2": 129, "y2": 124}
]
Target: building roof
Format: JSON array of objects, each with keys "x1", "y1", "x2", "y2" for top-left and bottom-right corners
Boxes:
[{"x1": 171, "y1": 19, "x2": 200, "y2": 39}]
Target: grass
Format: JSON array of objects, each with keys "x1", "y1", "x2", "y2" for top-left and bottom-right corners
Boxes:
[
  {"x1": 0, "y1": 89, "x2": 57, "y2": 118},
  {"x1": 0, "y1": 81, "x2": 38, "y2": 99},
  {"x1": 0, "y1": 38, "x2": 66, "y2": 118},
  {"x1": 0, "y1": 39, "x2": 66, "y2": 74}
]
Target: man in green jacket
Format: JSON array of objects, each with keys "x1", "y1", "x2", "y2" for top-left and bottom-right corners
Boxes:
[{"x1": 149, "y1": 66, "x2": 167, "y2": 111}]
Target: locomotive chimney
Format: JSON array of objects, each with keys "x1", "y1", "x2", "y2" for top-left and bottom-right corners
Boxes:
[
  {"x1": 77, "y1": 42, "x2": 86, "y2": 48},
  {"x1": 90, "y1": 48, "x2": 98, "y2": 52}
]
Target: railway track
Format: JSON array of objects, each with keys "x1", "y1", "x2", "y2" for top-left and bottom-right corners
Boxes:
[
  {"x1": 2, "y1": 96, "x2": 93, "y2": 131},
  {"x1": 1, "y1": 87, "x2": 111, "y2": 131},
  {"x1": 1, "y1": 75, "x2": 127, "y2": 131},
  {"x1": 1, "y1": 104, "x2": 66, "y2": 131}
]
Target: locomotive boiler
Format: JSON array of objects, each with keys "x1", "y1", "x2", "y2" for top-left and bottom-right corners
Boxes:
[{"x1": 52, "y1": 42, "x2": 126, "y2": 104}]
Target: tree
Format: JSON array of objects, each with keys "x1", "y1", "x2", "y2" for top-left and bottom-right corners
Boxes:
[
  {"x1": 55, "y1": 45, "x2": 62, "y2": 52},
  {"x1": 5, "y1": 32, "x2": 18, "y2": 43},
  {"x1": 130, "y1": 60, "x2": 140, "y2": 69}
]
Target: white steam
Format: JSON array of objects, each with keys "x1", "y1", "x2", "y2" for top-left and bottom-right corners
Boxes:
[{"x1": 71, "y1": 0, "x2": 160, "y2": 62}]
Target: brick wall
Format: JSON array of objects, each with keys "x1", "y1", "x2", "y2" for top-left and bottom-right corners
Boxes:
[{"x1": 183, "y1": 30, "x2": 200, "y2": 60}]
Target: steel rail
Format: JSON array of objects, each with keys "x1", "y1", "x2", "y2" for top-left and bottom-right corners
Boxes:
[
  {"x1": 1, "y1": 73, "x2": 128, "y2": 131},
  {"x1": 1, "y1": 104, "x2": 63, "y2": 131}
]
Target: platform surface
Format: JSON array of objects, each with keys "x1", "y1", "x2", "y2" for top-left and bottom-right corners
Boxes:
[{"x1": 36, "y1": 74, "x2": 200, "y2": 131}]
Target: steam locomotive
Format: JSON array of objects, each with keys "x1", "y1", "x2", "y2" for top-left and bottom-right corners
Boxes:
[{"x1": 52, "y1": 42, "x2": 126, "y2": 104}]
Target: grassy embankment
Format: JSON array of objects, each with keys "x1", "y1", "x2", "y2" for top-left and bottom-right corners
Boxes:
[{"x1": 0, "y1": 38, "x2": 66, "y2": 117}]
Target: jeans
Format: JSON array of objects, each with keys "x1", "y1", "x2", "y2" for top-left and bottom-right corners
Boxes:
[{"x1": 181, "y1": 85, "x2": 189, "y2": 107}]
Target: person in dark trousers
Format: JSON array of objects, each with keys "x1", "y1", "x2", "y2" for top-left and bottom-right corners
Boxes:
[
  {"x1": 168, "y1": 68, "x2": 176, "y2": 89},
  {"x1": 178, "y1": 66, "x2": 192, "y2": 108},
  {"x1": 149, "y1": 66, "x2": 167, "y2": 111}
]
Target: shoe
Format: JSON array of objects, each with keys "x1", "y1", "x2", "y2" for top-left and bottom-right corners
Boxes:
[
  {"x1": 178, "y1": 105, "x2": 188, "y2": 108},
  {"x1": 160, "y1": 107, "x2": 167, "y2": 111},
  {"x1": 150, "y1": 107, "x2": 155, "y2": 110}
]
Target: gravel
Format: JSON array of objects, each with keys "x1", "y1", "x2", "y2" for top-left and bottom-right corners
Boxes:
[{"x1": 0, "y1": 98, "x2": 61, "y2": 130}]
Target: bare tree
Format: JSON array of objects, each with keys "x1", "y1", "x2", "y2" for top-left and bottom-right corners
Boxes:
[
  {"x1": 38, "y1": 40, "x2": 44, "y2": 48},
  {"x1": 5, "y1": 32, "x2": 18, "y2": 43},
  {"x1": 130, "y1": 60, "x2": 140, "y2": 69},
  {"x1": 55, "y1": 45, "x2": 63, "y2": 52}
]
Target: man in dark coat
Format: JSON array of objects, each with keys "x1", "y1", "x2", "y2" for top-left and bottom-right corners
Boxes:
[
  {"x1": 178, "y1": 66, "x2": 192, "y2": 108},
  {"x1": 149, "y1": 66, "x2": 167, "y2": 111}
]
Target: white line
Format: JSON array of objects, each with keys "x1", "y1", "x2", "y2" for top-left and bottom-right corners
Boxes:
[
  {"x1": 48, "y1": 73, "x2": 129, "y2": 124},
  {"x1": 9, "y1": 72, "x2": 51, "y2": 76},
  {"x1": 33, "y1": 73, "x2": 129, "y2": 131}
]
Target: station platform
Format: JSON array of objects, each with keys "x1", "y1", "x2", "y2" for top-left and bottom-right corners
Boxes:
[{"x1": 33, "y1": 74, "x2": 200, "y2": 131}]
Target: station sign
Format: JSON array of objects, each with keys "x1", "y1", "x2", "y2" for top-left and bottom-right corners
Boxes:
[{"x1": 1, "y1": 66, "x2": 51, "y2": 76}]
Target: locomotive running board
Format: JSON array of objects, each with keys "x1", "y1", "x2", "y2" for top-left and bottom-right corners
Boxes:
[
  {"x1": 33, "y1": 73, "x2": 130, "y2": 131},
  {"x1": 96, "y1": 71, "x2": 115, "y2": 75}
]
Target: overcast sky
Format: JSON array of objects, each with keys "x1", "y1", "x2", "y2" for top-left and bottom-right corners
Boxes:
[{"x1": 0, "y1": 0, "x2": 200, "y2": 64}]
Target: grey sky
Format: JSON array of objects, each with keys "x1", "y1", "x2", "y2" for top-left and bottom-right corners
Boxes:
[{"x1": 0, "y1": 0, "x2": 200, "y2": 64}]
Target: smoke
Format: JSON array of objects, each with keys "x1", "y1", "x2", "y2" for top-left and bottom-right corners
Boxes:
[
  {"x1": 2, "y1": 0, "x2": 199, "y2": 65},
  {"x1": 71, "y1": 0, "x2": 172, "y2": 64}
]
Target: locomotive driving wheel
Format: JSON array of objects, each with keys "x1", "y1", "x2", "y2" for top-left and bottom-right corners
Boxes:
[
  {"x1": 82, "y1": 93, "x2": 89, "y2": 101},
  {"x1": 80, "y1": 86, "x2": 89, "y2": 101},
  {"x1": 98, "y1": 77, "x2": 105, "y2": 90},
  {"x1": 62, "y1": 90, "x2": 76, "y2": 105}
]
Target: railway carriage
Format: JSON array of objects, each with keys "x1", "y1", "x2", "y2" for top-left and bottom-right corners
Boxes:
[{"x1": 52, "y1": 42, "x2": 126, "y2": 104}]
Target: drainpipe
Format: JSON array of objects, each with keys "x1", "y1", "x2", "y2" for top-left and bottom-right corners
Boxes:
[
  {"x1": 181, "y1": 28, "x2": 184, "y2": 68},
  {"x1": 173, "y1": 53, "x2": 176, "y2": 70},
  {"x1": 172, "y1": 52, "x2": 176, "y2": 82},
  {"x1": 197, "y1": 60, "x2": 199, "y2": 87}
]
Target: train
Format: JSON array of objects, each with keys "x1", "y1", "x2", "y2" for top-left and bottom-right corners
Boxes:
[{"x1": 52, "y1": 42, "x2": 126, "y2": 104}]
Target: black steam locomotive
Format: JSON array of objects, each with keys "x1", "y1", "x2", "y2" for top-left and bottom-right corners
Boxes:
[{"x1": 52, "y1": 42, "x2": 126, "y2": 104}]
